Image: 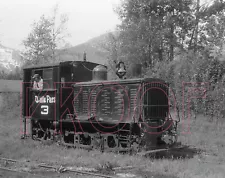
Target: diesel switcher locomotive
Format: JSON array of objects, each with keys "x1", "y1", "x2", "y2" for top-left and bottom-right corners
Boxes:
[{"x1": 22, "y1": 59, "x2": 179, "y2": 152}]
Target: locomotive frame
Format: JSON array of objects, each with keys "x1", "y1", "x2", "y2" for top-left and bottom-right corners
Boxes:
[{"x1": 22, "y1": 60, "x2": 179, "y2": 152}]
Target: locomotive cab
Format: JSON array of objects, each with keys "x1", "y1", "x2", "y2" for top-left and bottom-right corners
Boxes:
[
  {"x1": 22, "y1": 61, "x2": 105, "y2": 139},
  {"x1": 22, "y1": 63, "x2": 59, "y2": 120}
]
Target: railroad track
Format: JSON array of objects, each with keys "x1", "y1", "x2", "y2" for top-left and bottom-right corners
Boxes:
[
  {"x1": 0, "y1": 157, "x2": 118, "y2": 178},
  {"x1": 0, "y1": 166, "x2": 47, "y2": 178},
  {"x1": 0, "y1": 145, "x2": 191, "y2": 178}
]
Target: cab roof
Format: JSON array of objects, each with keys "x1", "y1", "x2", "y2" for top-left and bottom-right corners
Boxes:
[{"x1": 23, "y1": 61, "x2": 106, "y2": 70}]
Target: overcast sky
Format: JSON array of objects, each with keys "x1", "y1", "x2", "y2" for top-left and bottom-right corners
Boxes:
[
  {"x1": 0, "y1": 0, "x2": 121, "y2": 50},
  {"x1": 0, "y1": 0, "x2": 211, "y2": 51}
]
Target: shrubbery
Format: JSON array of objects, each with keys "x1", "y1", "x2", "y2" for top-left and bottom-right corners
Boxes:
[{"x1": 143, "y1": 51, "x2": 225, "y2": 121}]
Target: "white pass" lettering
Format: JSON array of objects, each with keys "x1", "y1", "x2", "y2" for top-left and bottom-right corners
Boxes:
[{"x1": 35, "y1": 95, "x2": 55, "y2": 104}]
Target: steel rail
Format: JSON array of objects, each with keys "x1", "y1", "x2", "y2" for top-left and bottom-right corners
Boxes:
[
  {"x1": 0, "y1": 166, "x2": 46, "y2": 178},
  {"x1": 0, "y1": 157, "x2": 117, "y2": 178}
]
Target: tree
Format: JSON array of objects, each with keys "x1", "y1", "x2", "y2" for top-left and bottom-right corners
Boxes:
[
  {"x1": 23, "y1": 15, "x2": 52, "y2": 65},
  {"x1": 49, "y1": 4, "x2": 70, "y2": 60},
  {"x1": 23, "y1": 4, "x2": 70, "y2": 65},
  {"x1": 0, "y1": 70, "x2": 6, "y2": 79},
  {"x1": 113, "y1": 0, "x2": 225, "y2": 120},
  {"x1": 115, "y1": 0, "x2": 195, "y2": 68},
  {"x1": 97, "y1": 32, "x2": 122, "y2": 79}
]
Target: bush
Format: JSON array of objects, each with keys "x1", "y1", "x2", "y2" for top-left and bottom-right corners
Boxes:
[{"x1": 143, "y1": 51, "x2": 225, "y2": 121}]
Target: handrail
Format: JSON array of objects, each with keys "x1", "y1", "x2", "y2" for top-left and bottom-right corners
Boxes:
[{"x1": 30, "y1": 89, "x2": 57, "y2": 92}]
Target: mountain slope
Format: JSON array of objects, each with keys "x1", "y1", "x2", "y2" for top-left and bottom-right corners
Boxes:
[
  {"x1": 56, "y1": 32, "x2": 112, "y2": 65},
  {"x1": 0, "y1": 44, "x2": 23, "y2": 73}
]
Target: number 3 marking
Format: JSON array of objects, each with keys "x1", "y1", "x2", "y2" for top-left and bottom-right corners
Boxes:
[{"x1": 41, "y1": 105, "x2": 49, "y2": 115}]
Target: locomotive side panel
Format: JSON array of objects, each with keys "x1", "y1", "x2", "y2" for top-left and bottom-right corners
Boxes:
[{"x1": 73, "y1": 83, "x2": 141, "y2": 123}]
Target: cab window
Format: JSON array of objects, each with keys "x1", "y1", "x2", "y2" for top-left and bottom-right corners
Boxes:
[
  {"x1": 32, "y1": 68, "x2": 53, "y2": 89},
  {"x1": 43, "y1": 68, "x2": 53, "y2": 88}
]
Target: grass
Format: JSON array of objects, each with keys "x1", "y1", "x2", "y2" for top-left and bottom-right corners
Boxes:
[
  {"x1": 0, "y1": 80, "x2": 22, "y2": 92},
  {"x1": 0, "y1": 94, "x2": 225, "y2": 178}
]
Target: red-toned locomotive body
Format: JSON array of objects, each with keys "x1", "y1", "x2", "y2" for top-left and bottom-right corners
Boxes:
[{"x1": 22, "y1": 60, "x2": 179, "y2": 152}]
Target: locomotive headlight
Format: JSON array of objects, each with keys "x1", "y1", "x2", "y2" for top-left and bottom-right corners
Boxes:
[
  {"x1": 116, "y1": 61, "x2": 126, "y2": 79},
  {"x1": 118, "y1": 67, "x2": 126, "y2": 75}
]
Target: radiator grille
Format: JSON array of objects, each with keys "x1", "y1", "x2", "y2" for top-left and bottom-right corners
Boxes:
[{"x1": 144, "y1": 82, "x2": 169, "y2": 119}]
